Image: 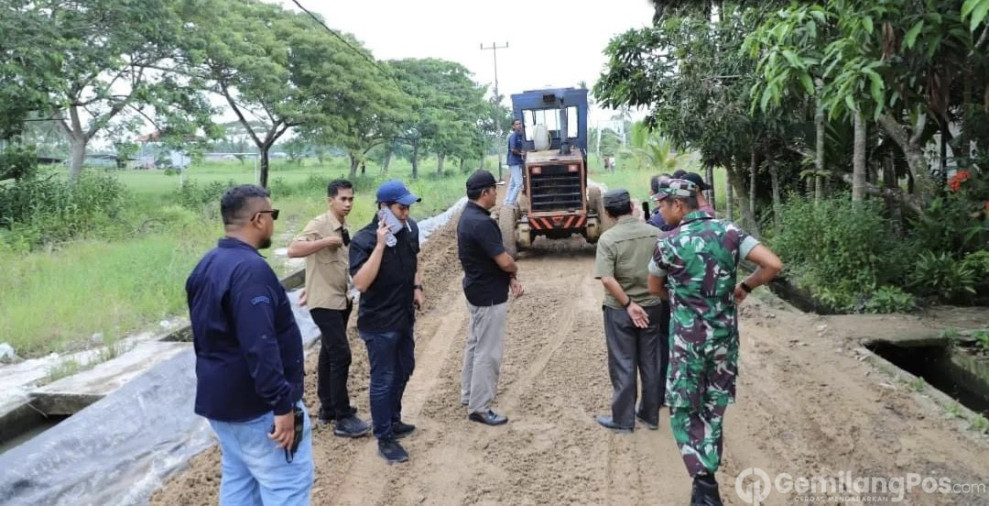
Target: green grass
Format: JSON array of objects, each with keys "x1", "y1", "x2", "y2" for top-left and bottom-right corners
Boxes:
[
  {"x1": 587, "y1": 154, "x2": 729, "y2": 211},
  {"x1": 2, "y1": 156, "x2": 473, "y2": 358}
]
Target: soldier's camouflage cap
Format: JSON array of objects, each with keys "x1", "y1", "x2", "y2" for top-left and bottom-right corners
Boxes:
[{"x1": 651, "y1": 179, "x2": 698, "y2": 201}]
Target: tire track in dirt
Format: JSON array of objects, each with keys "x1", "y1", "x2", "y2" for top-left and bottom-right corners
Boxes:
[{"x1": 152, "y1": 207, "x2": 989, "y2": 506}]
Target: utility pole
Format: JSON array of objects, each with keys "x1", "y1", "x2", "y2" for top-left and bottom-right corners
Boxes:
[{"x1": 481, "y1": 42, "x2": 509, "y2": 180}]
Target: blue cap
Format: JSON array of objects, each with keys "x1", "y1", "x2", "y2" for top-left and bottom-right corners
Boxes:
[{"x1": 376, "y1": 180, "x2": 421, "y2": 206}]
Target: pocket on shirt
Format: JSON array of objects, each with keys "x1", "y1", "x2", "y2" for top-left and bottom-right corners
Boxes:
[{"x1": 315, "y1": 248, "x2": 340, "y2": 265}]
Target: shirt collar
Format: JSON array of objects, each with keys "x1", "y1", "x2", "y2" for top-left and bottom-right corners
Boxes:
[
  {"x1": 218, "y1": 237, "x2": 263, "y2": 256},
  {"x1": 617, "y1": 215, "x2": 638, "y2": 225},
  {"x1": 681, "y1": 210, "x2": 714, "y2": 225},
  {"x1": 466, "y1": 201, "x2": 491, "y2": 214},
  {"x1": 326, "y1": 210, "x2": 345, "y2": 231}
]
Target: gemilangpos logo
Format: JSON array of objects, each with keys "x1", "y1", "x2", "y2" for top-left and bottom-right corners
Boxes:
[{"x1": 735, "y1": 467, "x2": 987, "y2": 504}]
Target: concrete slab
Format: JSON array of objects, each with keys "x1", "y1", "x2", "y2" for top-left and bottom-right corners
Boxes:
[{"x1": 31, "y1": 341, "x2": 190, "y2": 415}]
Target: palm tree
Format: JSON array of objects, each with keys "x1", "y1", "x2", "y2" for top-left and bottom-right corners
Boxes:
[{"x1": 622, "y1": 121, "x2": 683, "y2": 173}]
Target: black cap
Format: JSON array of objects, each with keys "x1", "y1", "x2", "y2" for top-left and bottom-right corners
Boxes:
[
  {"x1": 466, "y1": 169, "x2": 497, "y2": 192},
  {"x1": 603, "y1": 188, "x2": 631, "y2": 208},
  {"x1": 671, "y1": 170, "x2": 710, "y2": 191}
]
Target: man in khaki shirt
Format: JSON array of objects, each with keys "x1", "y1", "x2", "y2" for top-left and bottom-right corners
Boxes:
[
  {"x1": 593, "y1": 188, "x2": 666, "y2": 433},
  {"x1": 288, "y1": 179, "x2": 370, "y2": 438}
]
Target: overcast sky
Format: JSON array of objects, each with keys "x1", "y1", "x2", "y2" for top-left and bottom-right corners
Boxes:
[{"x1": 276, "y1": 0, "x2": 655, "y2": 125}]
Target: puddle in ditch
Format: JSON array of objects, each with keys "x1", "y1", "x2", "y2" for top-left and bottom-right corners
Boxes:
[{"x1": 867, "y1": 340, "x2": 989, "y2": 416}]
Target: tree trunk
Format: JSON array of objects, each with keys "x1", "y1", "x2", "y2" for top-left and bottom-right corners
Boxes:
[
  {"x1": 770, "y1": 163, "x2": 781, "y2": 232},
  {"x1": 883, "y1": 150, "x2": 903, "y2": 234},
  {"x1": 411, "y1": 143, "x2": 420, "y2": 180},
  {"x1": 259, "y1": 144, "x2": 271, "y2": 188},
  {"x1": 68, "y1": 134, "x2": 86, "y2": 184},
  {"x1": 877, "y1": 112, "x2": 933, "y2": 198},
  {"x1": 459, "y1": 158, "x2": 467, "y2": 173},
  {"x1": 726, "y1": 157, "x2": 760, "y2": 237},
  {"x1": 815, "y1": 95, "x2": 825, "y2": 202},
  {"x1": 360, "y1": 161, "x2": 366, "y2": 176},
  {"x1": 705, "y1": 165, "x2": 716, "y2": 210},
  {"x1": 749, "y1": 148, "x2": 758, "y2": 229},
  {"x1": 726, "y1": 173, "x2": 734, "y2": 221},
  {"x1": 348, "y1": 152, "x2": 359, "y2": 178},
  {"x1": 436, "y1": 153, "x2": 446, "y2": 174},
  {"x1": 381, "y1": 148, "x2": 392, "y2": 175},
  {"x1": 852, "y1": 111, "x2": 867, "y2": 202}
]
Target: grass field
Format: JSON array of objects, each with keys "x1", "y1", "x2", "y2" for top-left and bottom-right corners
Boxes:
[
  {"x1": 1, "y1": 156, "x2": 475, "y2": 358},
  {"x1": 1, "y1": 151, "x2": 727, "y2": 359}
]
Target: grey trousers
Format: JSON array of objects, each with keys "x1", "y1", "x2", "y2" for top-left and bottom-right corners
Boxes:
[
  {"x1": 603, "y1": 304, "x2": 664, "y2": 428},
  {"x1": 461, "y1": 301, "x2": 508, "y2": 414}
]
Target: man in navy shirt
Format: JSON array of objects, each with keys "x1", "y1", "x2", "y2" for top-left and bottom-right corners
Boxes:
[
  {"x1": 504, "y1": 119, "x2": 525, "y2": 205},
  {"x1": 186, "y1": 184, "x2": 312, "y2": 505},
  {"x1": 350, "y1": 180, "x2": 425, "y2": 464},
  {"x1": 457, "y1": 170, "x2": 524, "y2": 426}
]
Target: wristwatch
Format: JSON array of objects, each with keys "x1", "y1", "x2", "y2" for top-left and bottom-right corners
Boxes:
[
  {"x1": 622, "y1": 296, "x2": 632, "y2": 308},
  {"x1": 414, "y1": 284, "x2": 424, "y2": 292},
  {"x1": 740, "y1": 281, "x2": 753, "y2": 293}
]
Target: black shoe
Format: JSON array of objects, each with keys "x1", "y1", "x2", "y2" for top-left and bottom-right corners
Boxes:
[
  {"x1": 635, "y1": 411, "x2": 659, "y2": 430},
  {"x1": 317, "y1": 405, "x2": 358, "y2": 425},
  {"x1": 691, "y1": 474, "x2": 723, "y2": 506},
  {"x1": 378, "y1": 438, "x2": 409, "y2": 464},
  {"x1": 393, "y1": 420, "x2": 416, "y2": 439},
  {"x1": 333, "y1": 415, "x2": 371, "y2": 438},
  {"x1": 596, "y1": 415, "x2": 633, "y2": 433},
  {"x1": 468, "y1": 410, "x2": 508, "y2": 426}
]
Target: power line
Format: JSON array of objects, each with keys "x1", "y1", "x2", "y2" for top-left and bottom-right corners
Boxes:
[{"x1": 289, "y1": 0, "x2": 398, "y2": 84}]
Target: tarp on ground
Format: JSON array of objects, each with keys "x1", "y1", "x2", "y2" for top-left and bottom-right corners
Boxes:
[{"x1": 0, "y1": 204, "x2": 464, "y2": 506}]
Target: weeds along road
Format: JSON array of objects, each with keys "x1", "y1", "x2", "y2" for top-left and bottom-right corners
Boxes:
[{"x1": 154, "y1": 206, "x2": 989, "y2": 506}]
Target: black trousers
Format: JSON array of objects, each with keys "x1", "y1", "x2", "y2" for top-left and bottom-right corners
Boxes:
[{"x1": 310, "y1": 304, "x2": 353, "y2": 419}]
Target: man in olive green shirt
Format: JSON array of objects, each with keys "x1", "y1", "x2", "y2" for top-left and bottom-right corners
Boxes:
[{"x1": 593, "y1": 188, "x2": 666, "y2": 432}]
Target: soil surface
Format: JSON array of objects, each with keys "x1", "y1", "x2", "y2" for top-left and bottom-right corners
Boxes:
[{"x1": 152, "y1": 205, "x2": 989, "y2": 506}]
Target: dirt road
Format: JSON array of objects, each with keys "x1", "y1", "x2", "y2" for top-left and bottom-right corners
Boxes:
[{"x1": 152, "y1": 212, "x2": 989, "y2": 505}]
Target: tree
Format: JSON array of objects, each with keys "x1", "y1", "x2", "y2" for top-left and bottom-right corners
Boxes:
[
  {"x1": 182, "y1": 0, "x2": 329, "y2": 188},
  {"x1": 388, "y1": 59, "x2": 490, "y2": 178},
  {"x1": 8, "y1": 0, "x2": 213, "y2": 183},
  {"x1": 595, "y1": 3, "x2": 797, "y2": 234},
  {"x1": 622, "y1": 122, "x2": 684, "y2": 172}
]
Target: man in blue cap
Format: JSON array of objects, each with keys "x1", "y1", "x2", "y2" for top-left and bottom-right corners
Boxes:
[{"x1": 350, "y1": 180, "x2": 425, "y2": 464}]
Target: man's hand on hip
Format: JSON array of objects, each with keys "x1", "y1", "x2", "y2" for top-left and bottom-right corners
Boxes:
[{"x1": 269, "y1": 412, "x2": 295, "y2": 449}]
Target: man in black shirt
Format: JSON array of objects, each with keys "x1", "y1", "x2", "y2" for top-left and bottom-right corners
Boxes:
[
  {"x1": 457, "y1": 170, "x2": 524, "y2": 426},
  {"x1": 349, "y1": 180, "x2": 425, "y2": 464}
]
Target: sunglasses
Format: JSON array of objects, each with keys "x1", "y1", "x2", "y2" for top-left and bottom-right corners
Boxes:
[{"x1": 253, "y1": 209, "x2": 280, "y2": 221}]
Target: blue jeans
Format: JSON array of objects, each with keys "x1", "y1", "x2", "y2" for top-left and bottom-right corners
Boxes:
[
  {"x1": 505, "y1": 164, "x2": 523, "y2": 205},
  {"x1": 359, "y1": 327, "x2": 415, "y2": 439},
  {"x1": 207, "y1": 401, "x2": 313, "y2": 506}
]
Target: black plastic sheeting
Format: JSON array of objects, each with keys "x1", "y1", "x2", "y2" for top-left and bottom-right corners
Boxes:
[
  {"x1": 0, "y1": 202, "x2": 466, "y2": 506},
  {"x1": 0, "y1": 291, "x2": 320, "y2": 506}
]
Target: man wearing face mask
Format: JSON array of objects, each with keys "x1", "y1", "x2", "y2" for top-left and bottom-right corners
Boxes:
[
  {"x1": 350, "y1": 180, "x2": 425, "y2": 464},
  {"x1": 186, "y1": 184, "x2": 313, "y2": 505}
]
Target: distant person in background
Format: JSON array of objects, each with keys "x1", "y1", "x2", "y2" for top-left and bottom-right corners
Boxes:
[
  {"x1": 349, "y1": 180, "x2": 425, "y2": 464},
  {"x1": 457, "y1": 170, "x2": 524, "y2": 427},
  {"x1": 593, "y1": 188, "x2": 666, "y2": 433},
  {"x1": 505, "y1": 119, "x2": 525, "y2": 206},
  {"x1": 186, "y1": 184, "x2": 312, "y2": 505},
  {"x1": 648, "y1": 179, "x2": 782, "y2": 506},
  {"x1": 671, "y1": 170, "x2": 715, "y2": 214},
  {"x1": 287, "y1": 179, "x2": 371, "y2": 439}
]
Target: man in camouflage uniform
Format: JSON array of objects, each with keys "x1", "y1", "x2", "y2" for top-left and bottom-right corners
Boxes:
[{"x1": 647, "y1": 179, "x2": 782, "y2": 506}]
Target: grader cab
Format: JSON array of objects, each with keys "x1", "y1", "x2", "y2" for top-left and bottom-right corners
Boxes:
[{"x1": 499, "y1": 87, "x2": 610, "y2": 257}]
